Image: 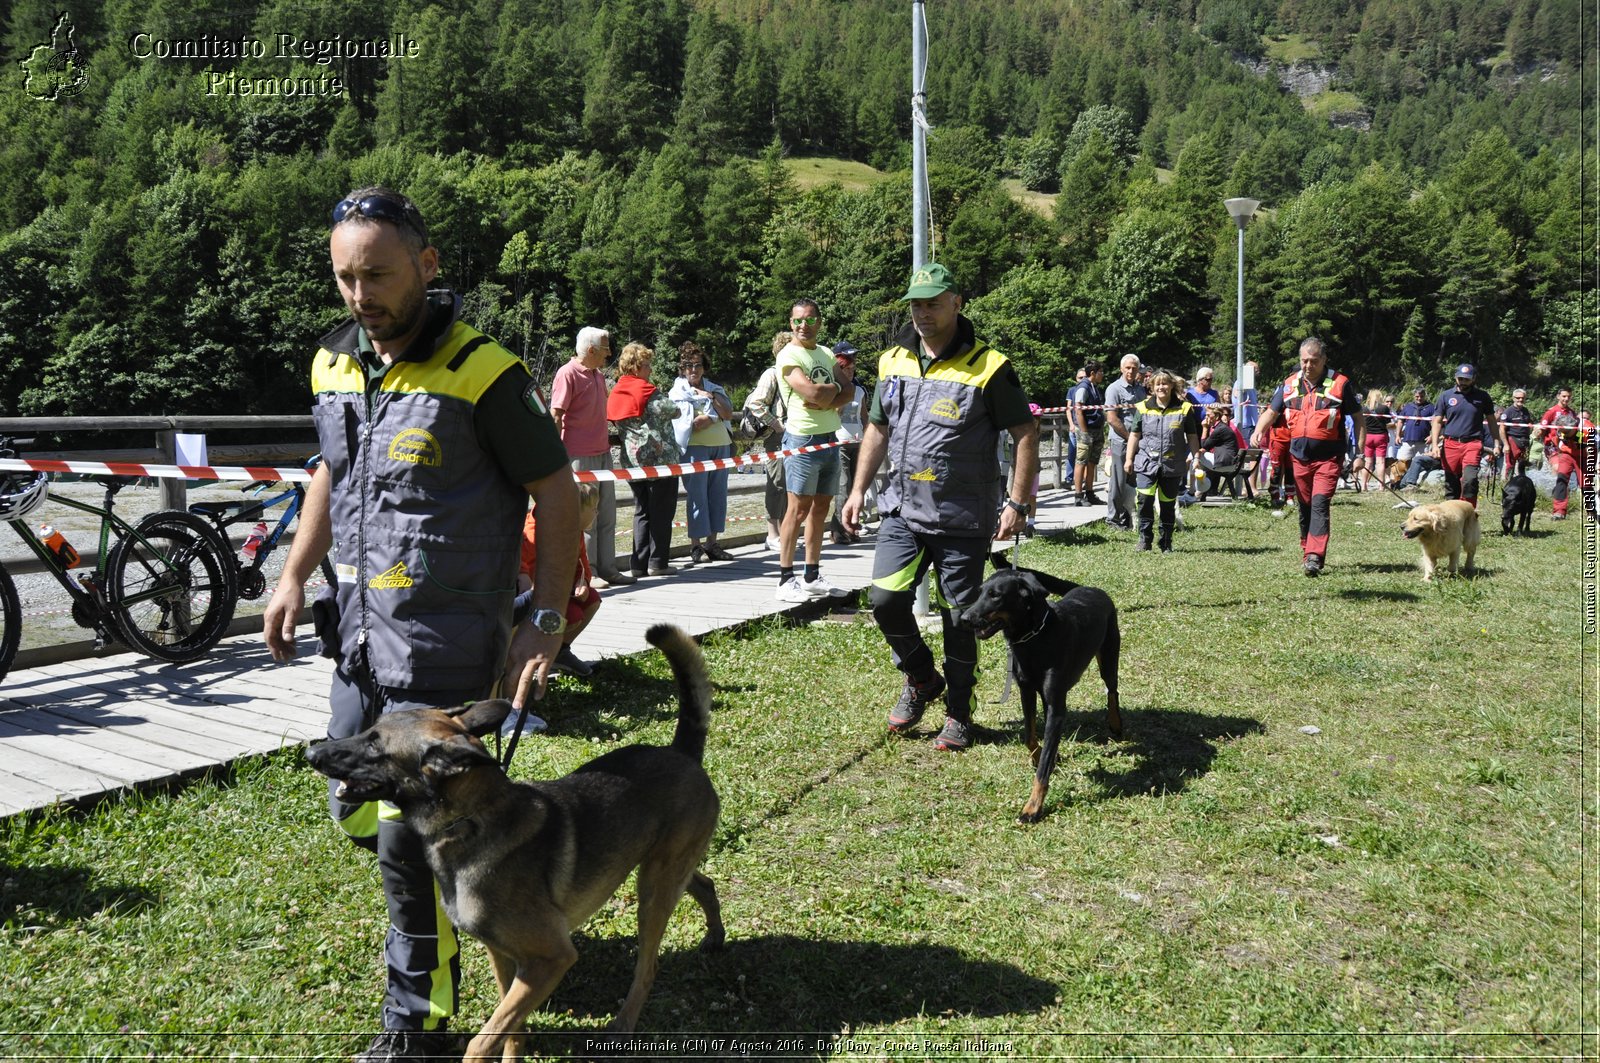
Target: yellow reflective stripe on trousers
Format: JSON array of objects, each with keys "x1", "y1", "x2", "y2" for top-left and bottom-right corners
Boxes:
[
  {"x1": 871, "y1": 546, "x2": 926, "y2": 593},
  {"x1": 426, "y1": 876, "x2": 459, "y2": 1030},
  {"x1": 336, "y1": 800, "x2": 380, "y2": 840},
  {"x1": 1136, "y1": 482, "x2": 1179, "y2": 502}
]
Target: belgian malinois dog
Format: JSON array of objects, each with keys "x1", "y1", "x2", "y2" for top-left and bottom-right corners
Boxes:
[{"x1": 306, "y1": 624, "x2": 724, "y2": 1061}]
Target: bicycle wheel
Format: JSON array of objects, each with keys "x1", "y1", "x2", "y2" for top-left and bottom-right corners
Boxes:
[
  {"x1": 0, "y1": 560, "x2": 20, "y2": 685},
  {"x1": 105, "y1": 511, "x2": 239, "y2": 662}
]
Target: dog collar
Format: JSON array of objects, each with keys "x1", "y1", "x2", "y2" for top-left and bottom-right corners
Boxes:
[{"x1": 1012, "y1": 610, "x2": 1052, "y2": 644}]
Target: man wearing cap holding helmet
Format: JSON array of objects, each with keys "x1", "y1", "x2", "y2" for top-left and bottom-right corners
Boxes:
[
  {"x1": 840, "y1": 262, "x2": 1038, "y2": 752},
  {"x1": 1427, "y1": 363, "x2": 1505, "y2": 508}
]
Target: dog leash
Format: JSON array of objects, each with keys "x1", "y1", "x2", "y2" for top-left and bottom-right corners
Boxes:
[{"x1": 499, "y1": 706, "x2": 532, "y2": 767}]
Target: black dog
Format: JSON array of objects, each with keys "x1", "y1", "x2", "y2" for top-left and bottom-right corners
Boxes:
[
  {"x1": 1501, "y1": 473, "x2": 1536, "y2": 535},
  {"x1": 959, "y1": 562, "x2": 1122, "y2": 823}
]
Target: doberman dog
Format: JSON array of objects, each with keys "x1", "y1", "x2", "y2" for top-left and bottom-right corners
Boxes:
[{"x1": 960, "y1": 561, "x2": 1122, "y2": 823}]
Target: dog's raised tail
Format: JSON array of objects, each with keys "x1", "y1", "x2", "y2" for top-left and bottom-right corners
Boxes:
[{"x1": 647, "y1": 624, "x2": 712, "y2": 762}]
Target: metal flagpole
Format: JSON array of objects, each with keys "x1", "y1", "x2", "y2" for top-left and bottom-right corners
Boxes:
[{"x1": 911, "y1": 0, "x2": 928, "y2": 269}]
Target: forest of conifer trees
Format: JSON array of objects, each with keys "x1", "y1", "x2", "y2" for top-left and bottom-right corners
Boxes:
[{"x1": 0, "y1": 0, "x2": 1590, "y2": 416}]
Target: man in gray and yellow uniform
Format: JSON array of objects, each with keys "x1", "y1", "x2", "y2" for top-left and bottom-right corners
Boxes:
[
  {"x1": 263, "y1": 187, "x2": 576, "y2": 1063},
  {"x1": 841, "y1": 262, "x2": 1038, "y2": 751}
]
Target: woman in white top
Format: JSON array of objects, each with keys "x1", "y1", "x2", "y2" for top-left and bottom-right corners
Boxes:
[{"x1": 669, "y1": 341, "x2": 736, "y2": 563}]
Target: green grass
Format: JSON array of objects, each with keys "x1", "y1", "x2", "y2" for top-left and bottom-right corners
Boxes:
[
  {"x1": 783, "y1": 157, "x2": 890, "y2": 193},
  {"x1": 999, "y1": 179, "x2": 1057, "y2": 220},
  {"x1": 1306, "y1": 90, "x2": 1368, "y2": 122},
  {"x1": 1263, "y1": 33, "x2": 1322, "y2": 64},
  {"x1": 2, "y1": 487, "x2": 1593, "y2": 1060}
]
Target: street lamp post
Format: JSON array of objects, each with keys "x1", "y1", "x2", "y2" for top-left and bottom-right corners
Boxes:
[{"x1": 1224, "y1": 197, "x2": 1260, "y2": 424}]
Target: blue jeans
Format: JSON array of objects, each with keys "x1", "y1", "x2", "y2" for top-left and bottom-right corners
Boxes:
[{"x1": 683, "y1": 443, "x2": 731, "y2": 538}]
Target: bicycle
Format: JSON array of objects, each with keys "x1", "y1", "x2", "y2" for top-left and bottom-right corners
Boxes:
[
  {"x1": 187, "y1": 464, "x2": 337, "y2": 601},
  {"x1": 0, "y1": 438, "x2": 239, "y2": 685}
]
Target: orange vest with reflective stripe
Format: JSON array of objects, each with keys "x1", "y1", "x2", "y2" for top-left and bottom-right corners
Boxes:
[{"x1": 1281, "y1": 370, "x2": 1350, "y2": 443}]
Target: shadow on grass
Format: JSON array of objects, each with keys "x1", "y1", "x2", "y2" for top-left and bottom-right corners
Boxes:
[
  {"x1": 525, "y1": 934, "x2": 1058, "y2": 1058},
  {"x1": 0, "y1": 861, "x2": 156, "y2": 925},
  {"x1": 1351, "y1": 561, "x2": 1418, "y2": 575},
  {"x1": 1084, "y1": 706, "x2": 1265, "y2": 801},
  {"x1": 528, "y1": 656, "x2": 686, "y2": 742},
  {"x1": 1337, "y1": 587, "x2": 1422, "y2": 603},
  {"x1": 1186, "y1": 544, "x2": 1278, "y2": 555}
]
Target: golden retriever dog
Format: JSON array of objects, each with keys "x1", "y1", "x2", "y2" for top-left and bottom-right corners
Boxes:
[{"x1": 1401, "y1": 500, "x2": 1480, "y2": 581}]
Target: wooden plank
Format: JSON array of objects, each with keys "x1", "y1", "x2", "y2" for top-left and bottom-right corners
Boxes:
[
  {"x1": 0, "y1": 771, "x2": 73, "y2": 816},
  {"x1": 0, "y1": 717, "x2": 155, "y2": 794},
  {"x1": 0, "y1": 705, "x2": 216, "y2": 776},
  {"x1": 18, "y1": 699, "x2": 301, "y2": 763}
]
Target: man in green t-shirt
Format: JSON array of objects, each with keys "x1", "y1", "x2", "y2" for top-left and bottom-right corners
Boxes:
[{"x1": 774, "y1": 298, "x2": 853, "y2": 603}]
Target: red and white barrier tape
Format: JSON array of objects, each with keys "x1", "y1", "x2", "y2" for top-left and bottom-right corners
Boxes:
[{"x1": 0, "y1": 438, "x2": 853, "y2": 488}]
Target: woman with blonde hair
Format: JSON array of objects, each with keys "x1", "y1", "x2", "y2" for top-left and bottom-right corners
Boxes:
[
  {"x1": 606, "y1": 343, "x2": 682, "y2": 576},
  {"x1": 1358, "y1": 387, "x2": 1392, "y2": 491},
  {"x1": 1124, "y1": 368, "x2": 1204, "y2": 552}
]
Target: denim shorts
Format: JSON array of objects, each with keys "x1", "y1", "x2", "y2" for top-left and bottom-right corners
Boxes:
[{"x1": 782, "y1": 432, "x2": 841, "y2": 496}]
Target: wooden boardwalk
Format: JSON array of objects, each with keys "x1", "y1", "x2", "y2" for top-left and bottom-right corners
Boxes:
[{"x1": 0, "y1": 493, "x2": 1108, "y2": 817}]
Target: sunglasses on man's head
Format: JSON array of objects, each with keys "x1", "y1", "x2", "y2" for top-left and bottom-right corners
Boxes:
[{"x1": 331, "y1": 193, "x2": 429, "y2": 242}]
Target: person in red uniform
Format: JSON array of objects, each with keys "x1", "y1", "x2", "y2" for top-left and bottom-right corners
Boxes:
[
  {"x1": 1427, "y1": 363, "x2": 1505, "y2": 509},
  {"x1": 1538, "y1": 387, "x2": 1591, "y2": 519},
  {"x1": 1250, "y1": 337, "x2": 1363, "y2": 577}
]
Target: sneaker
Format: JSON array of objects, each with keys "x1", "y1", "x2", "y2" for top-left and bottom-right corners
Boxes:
[
  {"x1": 803, "y1": 574, "x2": 850, "y2": 598},
  {"x1": 554, "y1": 645, "x2": 593, "y2": 678},
  {"x1": 888, "y1": 673, "x2": 946, "y2": 733},
  {"x1": 932, "y1": 716, "x2": 972, "y2": 751},
  {"x1": 765, "y1": 535, "x2": 782, "y2": 552},
  {"x1": 355, "y1": 1029, "x2": 458, "y2": 1063},
  {"x1": 775, "y1": 577, "x2": 811, "y2": 603},
  {"x1": 500, "y1": 710, "x2": 548, "y2": 738},
  {"x1": 598, "y1": 570, "x2": 636, "y2": 586},
  {"x1": 1304, "y1": 553, "x2": 1324, "y2": 577},
  {"x1": 1084, "y1": 492, "x2": 1104, "y2": 505},
  {"x1": 1073, "y1": 494, "x2": 1086, "y2": 507}
]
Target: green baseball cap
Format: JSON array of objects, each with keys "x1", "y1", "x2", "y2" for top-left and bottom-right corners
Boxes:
[{"x1": 901, "y1": 262, "x2": 958, "y2": 300}]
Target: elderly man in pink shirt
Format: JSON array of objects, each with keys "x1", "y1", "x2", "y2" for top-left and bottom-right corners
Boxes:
[{"x1": 551, "y1": 327, "x2": 634, "y2": 584}]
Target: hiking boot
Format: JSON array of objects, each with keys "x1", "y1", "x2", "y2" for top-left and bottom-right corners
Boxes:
[
  {"x1": 888, "y1": 673, "x2": 946, "y2": 733},
  {"x1": 355, "y1": 1029, "x2": 458, "y2": 1063},
  {"x1": 932, "y1": 716, "x2": 972, "y2": 752},
  {"x1": 1303, "y1": 553, "x2": 1324, "y2": 577}
]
